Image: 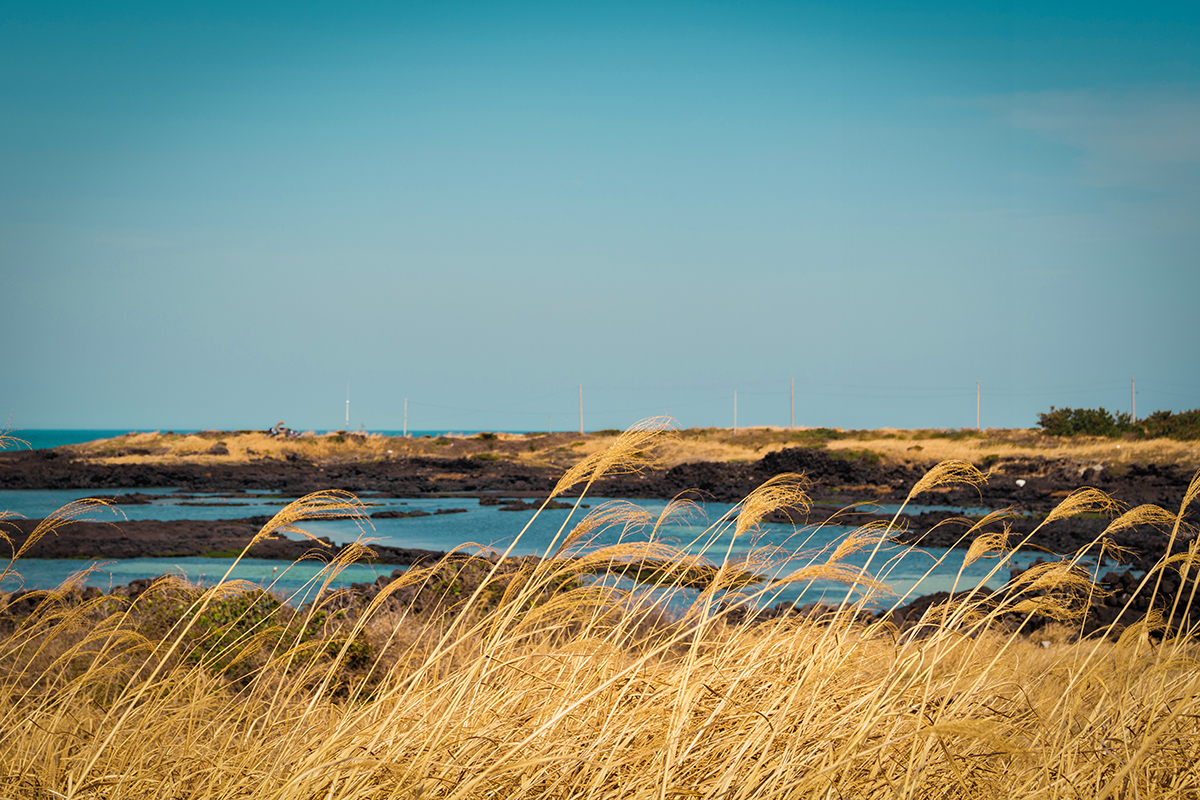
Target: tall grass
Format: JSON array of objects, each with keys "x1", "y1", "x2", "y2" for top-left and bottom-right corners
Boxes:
[{"x1": 3, "y1": 422, "x2": 1200, "y2": 798}]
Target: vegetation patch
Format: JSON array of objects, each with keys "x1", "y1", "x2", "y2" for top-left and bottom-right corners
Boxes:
[
  {"x1": 828, "y1": 447, "x2": 882, "y2": 466},
  {"x1": 1038, "y1": 406, "x2": 1200, "y2": 439}
]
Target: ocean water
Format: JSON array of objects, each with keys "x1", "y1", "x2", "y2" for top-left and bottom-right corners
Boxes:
[
  {"x1": 8, "y1": 430, "x2": 161, "y2": 450},
  {"x1": 0, "y1": 489, "x2": 1075, "y2": 609}
]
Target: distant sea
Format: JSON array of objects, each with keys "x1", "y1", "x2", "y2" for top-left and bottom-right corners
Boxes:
[
  {"x1": 9, "y1": 430, "x2": 159, "y2": 450},
  {"x1": 8, "y1": 429, "x2": 526, "y2": 451}
]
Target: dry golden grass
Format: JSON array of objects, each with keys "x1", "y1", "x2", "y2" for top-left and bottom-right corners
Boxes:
[
  {"x1": 827, "y1": 427, "x2": 1200, "y2": 470},
  {"x1": 7, "y1": 425, "x2": 1200, "y2": 797},
  {"x1": 62, "y1": 429, "x2": 428, "y2": 465},
  {"x1": 56, "y1": 425, "x2": 1200, "y2": 472}
]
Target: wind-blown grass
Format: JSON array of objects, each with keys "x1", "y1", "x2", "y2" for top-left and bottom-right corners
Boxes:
[{"x1": 3, "y1": 425, "x2": 1200, "y2": 798}]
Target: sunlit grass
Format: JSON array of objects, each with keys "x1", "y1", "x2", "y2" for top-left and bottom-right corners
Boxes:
[
  {"x1": 52, "y1": 423, "x2": 1200, "y2": 474},
  {"x1": 3, "y1": 423, "x2": 1200, "y2": 798}
]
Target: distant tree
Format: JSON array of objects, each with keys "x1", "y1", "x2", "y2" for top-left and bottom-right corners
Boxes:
[
  {"x1": 1038, "y1": 406, "x2": 1200, "y2": 439},
  {"x1": 1036, "y1": 406, "x2": 1133, "y2": 437},
  {"x1": 1138, "y1": 409, "x2": 1200, "y2": 440}
]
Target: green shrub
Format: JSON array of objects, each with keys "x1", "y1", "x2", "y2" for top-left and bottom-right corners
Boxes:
[
  {"x1": 830, "y1": 448, "x2": 881, "y2": 466},
  {"x1": 788, "y1": 429, "x2": 834, "y2": 446},
  {"x1": 1037, "y1": 407, "x2": 1135, "y2": 437},
  {"x1": 1038, "y1": 406, "x2": 1200, "y2": 439},
  {"x1": 1139, "y1": 409, "x2": 1200, "y2": 440}
]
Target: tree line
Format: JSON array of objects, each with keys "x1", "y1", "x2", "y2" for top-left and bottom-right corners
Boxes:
[{"x1": 1037, "y1": 407, "x2": 1200, "y2": 439}]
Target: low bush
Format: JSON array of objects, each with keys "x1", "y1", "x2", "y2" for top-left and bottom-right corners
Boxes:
[
  {"x1": 1037, "y1": 406, "x2": 1136, "y2": 437},
  {"x1": 1139, "y1": 408, "x2": 1200, "y2": 440},
  {"x1": 1038, "y1": 406, "x2": 1200, "y2": 439}
]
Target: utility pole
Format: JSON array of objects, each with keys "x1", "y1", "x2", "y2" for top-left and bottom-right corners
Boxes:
[
  {"x1": 548, "y1": 414, "x2": 552, "y2": 435},
  {"x1": 578, "y1": 384, "x2": 583, "y2": 435},
  {"x1": 976, "y1": 381, "x2": 980, "y2": 430},
  {"x1": 403, "y1": 398, "x2": 408, "y2": 437},
  {"x1": 790, "y1": 378, "x2": 795, "y2": 429},
  {"x1": 345, "y1": 384, "x2": 350, "y2": 430},
  {"x1": 734, "y1": 390, "x2": 738, "y2": 434},
  {"x1": 1132, "y1": 377, "x2": 1136, "y2": 422}
]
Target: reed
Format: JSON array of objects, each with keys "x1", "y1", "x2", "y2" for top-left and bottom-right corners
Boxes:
[{"x1": 2, "y1": 424, "x2": 1200, "y2": 798}]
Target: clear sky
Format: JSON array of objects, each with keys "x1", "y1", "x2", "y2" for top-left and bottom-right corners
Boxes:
[{"x1": 3, "y1": 1, "x2": 1198, "y2": 433}]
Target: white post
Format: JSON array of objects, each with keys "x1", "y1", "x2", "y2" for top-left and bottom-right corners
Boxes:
[
  {"x1": 790, "y1": 378, "x2": 794, "y2": 429},
  {"x1": 1132, "y1": 376, "x2": 1136, "y2": 422},
  {"x1": 579, "y1": 384, "x2": 583, "y2": 435},
  {"x1": 403, "y1": 398, "x2": 408, "y2": 437},
  {"x1": 345, "y1": 384, "x2": 350, "y2": 430},
  {"x1": 976, "y1": 381, "x2": 980, "y2": 430},
  {"x1": 734, "y1": 390, "x2": 738, "y2": 434}
]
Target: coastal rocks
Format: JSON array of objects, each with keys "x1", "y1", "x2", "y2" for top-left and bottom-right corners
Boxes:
[
  {"x1": 877, "y1": 563, "x2": 1199, "y2": 641},
  {"x1": 483, "y1": 498, "x2": 579, "y2": 511},
  {"x1": 2, "y1": 518, "x2": 446, "y2": 566},
  {"x1": 1, "y1": 442, "x2": 1194, "y2": 518},
  {"x1": 370, "y1": 508, "x2": 468, "y2": 519},
  {"x1": 78, "y1": 492, "x2": 159, "y2": 505},
  {"x1": 719, "y1": 601, "x2": 875, "y2": 627},
  {"x1": 0, "y1": 554, "x2": 543, "y2": 644},
  {"x1": 892, "y1": 510, "x2": 1191, "y2": 573},
  {"x1": 315, "y1": 555, "x2": 522, "y2": 619}
]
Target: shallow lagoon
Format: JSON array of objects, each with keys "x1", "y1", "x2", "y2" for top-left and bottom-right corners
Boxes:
[{"x1": 1, "y1": 489, "x2": 1074, "y2": 609}]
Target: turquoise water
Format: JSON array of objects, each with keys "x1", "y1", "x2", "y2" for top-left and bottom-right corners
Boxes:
[
  {"x1": 8, "y1": 430, "x2": 162, "y2": 450},
  {"x1": 0, "y1": 489, "x2": 1074, "y2": 609},
  {"x1": 2, "y1": 558, "x2": 392, "y2": 602}
]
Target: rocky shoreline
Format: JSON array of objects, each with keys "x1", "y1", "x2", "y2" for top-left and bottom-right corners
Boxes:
[
  {"x1": 5, "y1": 504, "x2": 1181, "y2": 575},
  {"x1": 4, "y1": 443, "x2": 1195, "y2": 567},
  {"x1": 2, "y1": 554, "x2": 1187, "y2": 644},
  {"x1": 3, "y1": 444, "x2": 1195, "y2": 513},
  {"x1": 3, "y1": 442, "x2": 1196, "y2": 641},
  {"x1": 2, "y1": 517, "x2": 448, "y2": 566}
]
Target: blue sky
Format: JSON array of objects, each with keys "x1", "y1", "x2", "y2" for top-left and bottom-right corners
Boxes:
[{"x1": 3, "y1": 1, "x2": 1198, "y2": 433}]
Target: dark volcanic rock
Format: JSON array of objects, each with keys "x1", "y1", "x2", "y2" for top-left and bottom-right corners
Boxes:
[
  {"x1": 0, "y1": 450, "x2": 557, "y2": 496},
  {"x1": 2, "y1": 517, "x2": 445, "y2": 566},
  {"x1": 370, "y1": 508, "x2": 468, "y2": 519},
  {"x1": 496, "y1": 499, "x2": 578, "y2": 511},
  {"x1": 78, "y1": 492, "x2": 159, "y2": 505},
  {"x1": 2, "y1": 444, "x2": 1195, "y2": 554},
  {"x1": 877, "y1": 563, "x2": 1200, "y2": 641}
]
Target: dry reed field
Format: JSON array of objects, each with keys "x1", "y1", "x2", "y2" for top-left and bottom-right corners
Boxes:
[
  {"x1": 4, "y1": 421, "x2": 1200, "y2": 798},
  {"x1": 821, "y1": 429, "x2": 1200, "y2": 472},
  {"x1": 56, "y1": 425, "x2": 1200, "y2": 473}
]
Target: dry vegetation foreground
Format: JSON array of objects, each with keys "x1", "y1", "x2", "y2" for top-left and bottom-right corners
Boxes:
[{"x1": 3, "y1": 423, "x2": 1200, "y2": 798}]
